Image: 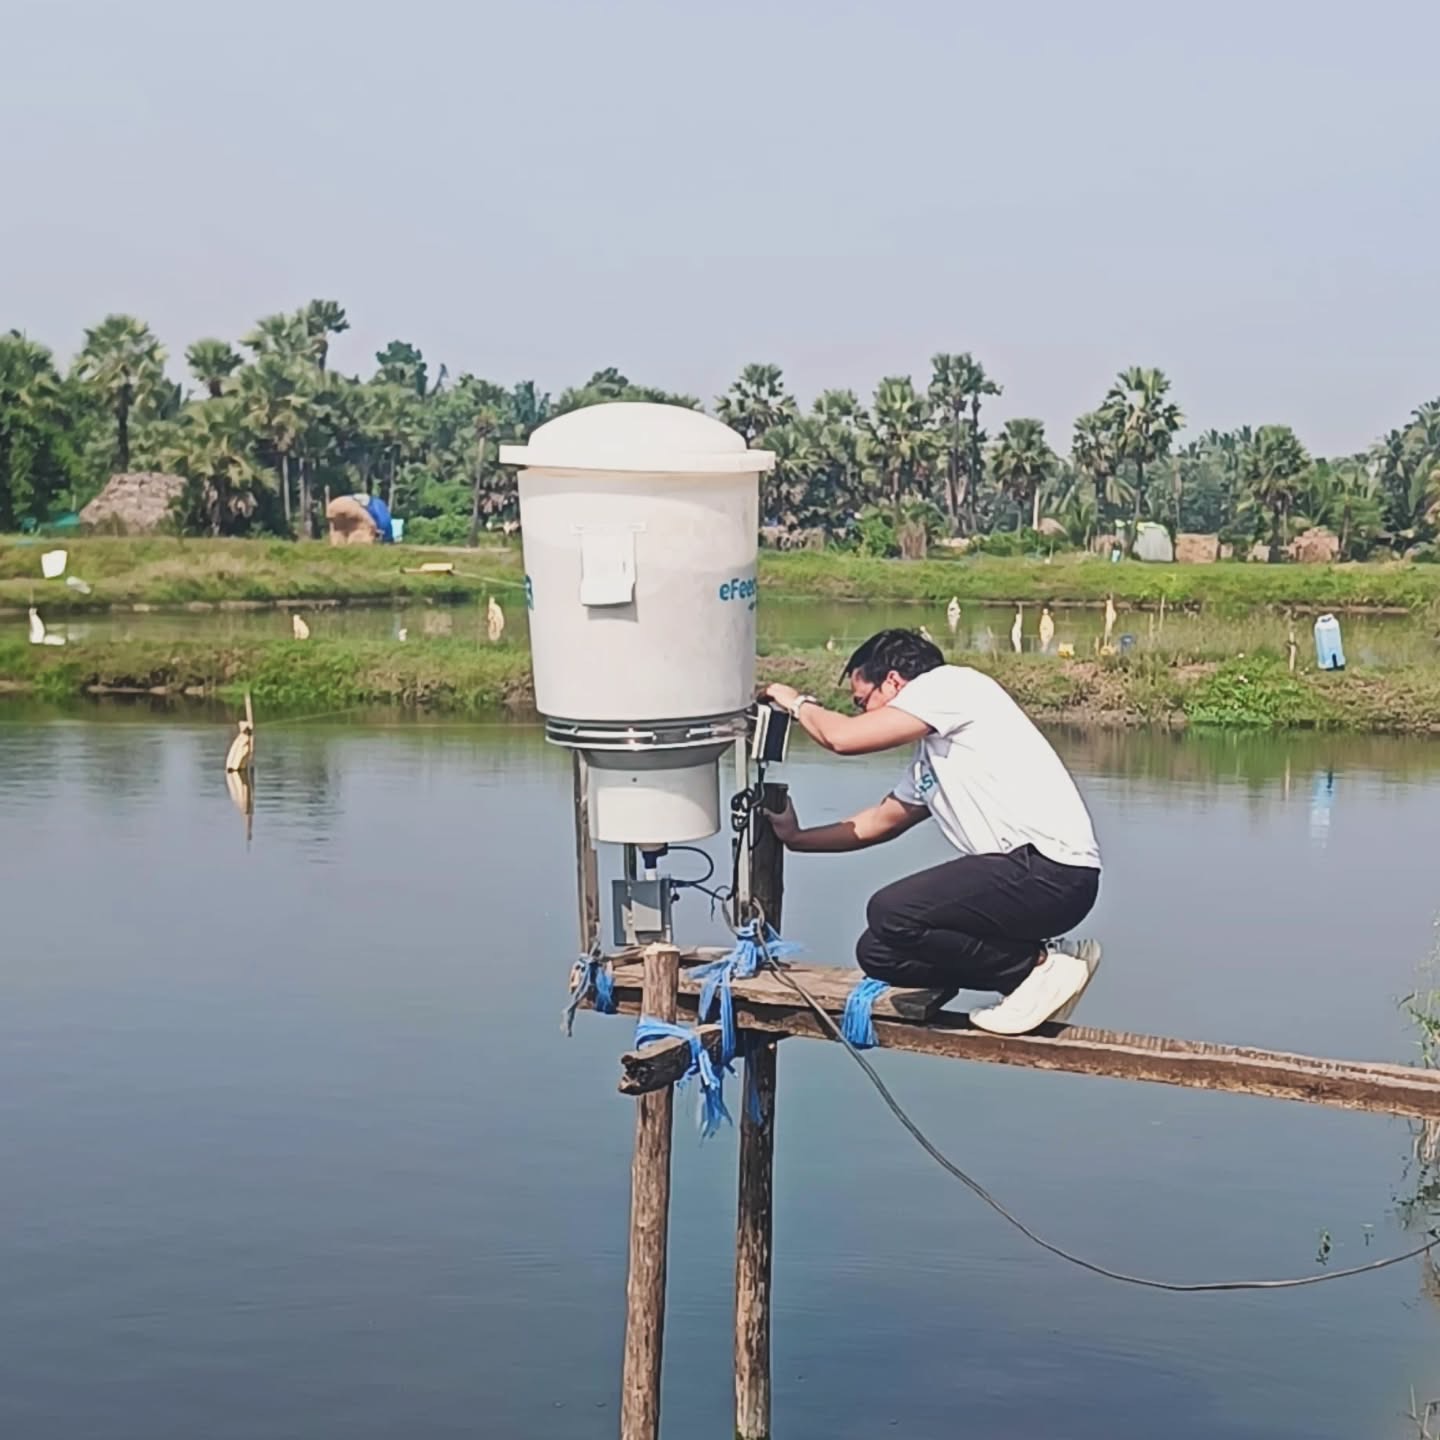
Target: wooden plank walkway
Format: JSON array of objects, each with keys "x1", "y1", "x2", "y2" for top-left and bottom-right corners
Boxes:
[{"x1": 593, "y1": 955, "x2": 1440, "y2": 1120}]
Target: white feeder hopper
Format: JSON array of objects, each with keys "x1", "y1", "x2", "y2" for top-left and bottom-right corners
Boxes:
[{"x1": 501, "y1": 403, "x2": 774, "y2": 845}]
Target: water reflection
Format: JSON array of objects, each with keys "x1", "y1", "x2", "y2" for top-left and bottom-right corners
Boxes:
[
  {"x1": 224, "y1": 765, "x2": 254, "y2": 846},
  {"x1": 3, "y1": 710, "x2": 1440, "y2": 1440}
]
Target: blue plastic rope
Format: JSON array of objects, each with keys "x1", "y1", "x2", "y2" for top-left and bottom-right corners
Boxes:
[
  {"x1": 635, "y1": 1015, "x2": 732, "y2": 1139},
  {"x1": 562, "y1": 955, "x2": 617, "y2": 1036},
  {"x1": 841, "y1": 977, "x2": 889, "y2": 1049},
  {"x1": 690, "y1": 922, "x2": 802, "y2": 1067}
]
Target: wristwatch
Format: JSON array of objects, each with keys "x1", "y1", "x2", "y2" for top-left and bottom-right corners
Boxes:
[{"x1": 787, "y1": 694, "x2": 818, "y2": 720}]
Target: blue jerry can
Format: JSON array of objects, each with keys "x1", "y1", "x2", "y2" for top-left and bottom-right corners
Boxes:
[{"x1": 1313, "y1": 614, "x2": 1345, "y2": 671}]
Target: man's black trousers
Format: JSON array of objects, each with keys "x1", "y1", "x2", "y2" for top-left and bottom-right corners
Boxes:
[{"x1": 856, "y1": 845, "x2": 1100, "y2": 996}]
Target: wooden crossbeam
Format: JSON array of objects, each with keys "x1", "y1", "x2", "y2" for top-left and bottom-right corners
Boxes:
[{"x1": 591, "y1": 958, "x2": 1440, "y2": 1121}]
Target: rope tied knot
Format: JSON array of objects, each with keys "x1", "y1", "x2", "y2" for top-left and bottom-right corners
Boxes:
[
  {"x1": 841, "y1": 977, "x2": 889, "y2": 1050},
  {"x1": 635, "y1": 1016, "x2": 733, "y2": 1139},
  {"x1": 561, "y1": 953, "x2": 616, "y2": 1036},
  {"x1": 691, "y1": 921, "x2": 802, "y2": 1068}
]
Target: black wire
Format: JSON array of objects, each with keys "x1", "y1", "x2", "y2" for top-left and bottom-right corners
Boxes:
[
  {"x1": 665, "y1": 845, "x2": 716, "y2": 891},
  {"x1": 755, "y1": 943, "x2": 1440, "y2": 1293}
]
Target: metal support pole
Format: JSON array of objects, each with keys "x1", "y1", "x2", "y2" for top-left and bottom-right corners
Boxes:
[{"x1": 572, "y1": 752, "x2": 600, "y2": 954}]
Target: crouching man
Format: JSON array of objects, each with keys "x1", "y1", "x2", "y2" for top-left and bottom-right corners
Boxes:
[{"x1": 762, "y1": 628, "x2": 1101, "y2": 1035}]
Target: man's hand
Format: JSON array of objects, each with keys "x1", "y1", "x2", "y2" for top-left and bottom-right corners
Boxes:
[
  {"x1": 765, "y1": 794, "x2": 801, "y2": 846},
  {"x1": 762, "y1": 682, "x2": 800, "y2": 715}
]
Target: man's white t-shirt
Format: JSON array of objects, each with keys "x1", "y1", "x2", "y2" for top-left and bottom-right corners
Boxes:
[{"x1": 887, "y1": 665, "x2": 1101, "y2": 870}]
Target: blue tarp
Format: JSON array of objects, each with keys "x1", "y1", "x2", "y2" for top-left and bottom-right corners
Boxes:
[{"x1": 361, "y1": 495, "x2": 394, "y2": 543}]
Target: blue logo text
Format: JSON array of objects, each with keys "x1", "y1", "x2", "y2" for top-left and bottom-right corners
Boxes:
[{"x1": 718, "y1": 576, "x2": 758, "y2": 602}]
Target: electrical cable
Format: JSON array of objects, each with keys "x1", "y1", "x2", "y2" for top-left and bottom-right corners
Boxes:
[{"x1": 740, "y1": 920, "x2": 1440, "y2": 1293}]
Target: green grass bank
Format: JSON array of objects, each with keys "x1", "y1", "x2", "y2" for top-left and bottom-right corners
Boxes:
[
  {"x1": 4, "y1": 635, "x2": 1439, "y2": 734},
  {"x1": 6, "y1": 537, "x2": 1440, "y2": 614}
]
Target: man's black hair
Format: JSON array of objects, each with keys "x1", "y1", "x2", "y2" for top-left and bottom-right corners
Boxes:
[{"x1": 842, "y1": 628, "x2": 946, "y2": 685}]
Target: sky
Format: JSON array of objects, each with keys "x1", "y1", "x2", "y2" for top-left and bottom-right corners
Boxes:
[{"x1": 2, "y1": 0, "x2": 1437, "y2": 456}]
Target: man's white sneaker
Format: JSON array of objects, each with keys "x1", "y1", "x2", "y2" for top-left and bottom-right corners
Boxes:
[
  {"x1": 968, "y1": 947, "x2": 1092, "y2": 1036},
  {"x1": 1052, "y1": 939, "x2": 1102, "y2": 1023}
]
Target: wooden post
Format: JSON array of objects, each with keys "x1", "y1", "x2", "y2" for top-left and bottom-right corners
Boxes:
[
  {"x1": 736, "y1": 781, "x2": 786, "y2": 1440},
  {"x1": 620, "y1": 943, "x2": 680, "y2": 1440},
  {"x1": 572, "y1": 752, "x2": 600, "y2": 953},
  {"x1": 751, "y1": 783, "x2": 787, "y2": 933}
]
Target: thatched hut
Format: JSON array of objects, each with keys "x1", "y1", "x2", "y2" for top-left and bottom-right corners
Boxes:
[
  {"x1": 1176, "y1": 532, "x2": 1220, "y2": 564},
  {"x1": 1287, "y1": 527, "x2": 1341, "y2": 564},
  {"x1": 80, "y1": 473, "x2": 187, "y2": 534},
  {"x1": 326, "y1": 495, "x2": 381, "y2": 545}
]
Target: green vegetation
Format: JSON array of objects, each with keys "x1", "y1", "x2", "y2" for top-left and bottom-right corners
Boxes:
[
  {"x1": 8, "y1": 537, "x2": 1440, "y2": 616},
  {"x1": 3, "y1": 310, "x2": 1438, "y2": 560},
  {"x1": 0, "y1": 536, "x2": 524, "y2": 611},
  {"x1": 0, "y1": 636, "x2": 535, "y2": 711},
  {"x1": 5, "y1": 632, "x2": 1438, "y2": 733},
  {"x1": 758, "y1": 549, "x2": 1440, "y2": 609}
]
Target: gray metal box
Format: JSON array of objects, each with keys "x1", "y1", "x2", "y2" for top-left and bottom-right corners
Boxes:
[{"x1": 612, "y1": 878, "x2": 673, "y2": 946}]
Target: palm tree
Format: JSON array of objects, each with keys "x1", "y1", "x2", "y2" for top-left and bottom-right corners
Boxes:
[
  {"x1": 1302, "y1": 460, "x2": 1384, "y2": 559},
  {"x1": 1071, "y1": 410, "x2": 1133, "y2": 525},
  {"x1": 242, "y1": 312, "x2": 310, "y2": 362},
  {"x1": 990, "y1": 418, "x2": 1057, "y2": 532},
  {"x1": 928, "y1": 353, "x2": 1000, "y2": 533},
  {"x1": 363, "y1": 381, "x2": 425, "y2": 511},
  {"x1": 865, "y1": 377, "x2": 934, "y2": 525},
  {"x1": 1243, "y1": 425, "x2": 1310, "y2": 557},
  {"x1": 302, "y1": 300, "x2": 349, "y2": 372},
  {"x1": 238, "y1": 357, "x2": 307, "y2": 532},
  {"x1": 0, "y1": 331, "x2": 79, "y2": 527},
  {"x1": 454, "y1": 377, "x2": 510, "y2": 546},
  {"x1": 716, "y1": 364, "x2": 797, "y2": 447},
  {"x1": 1099, "y1": 366, "x2": 1184, "y2": 521},
  {"x1": 73, "y1": 314, "x2": 167, "y2": 473},
  {"x1": 186, "y1": 339, "x2": 242, "y2": 399},
  {"x1": 553, "y1": 367, "x2": 698, "y2": 414},
  {"x1": 763, "y1": 415, "x2": 828, "y2": 533},
  {"x1": 507, "y1": 380, "x2": 551, "y2": 439},
  {"x1": 1405, "y1": 401, "x2": 1440, "y2": 535},
  {"x1": 812, "y1": 389, "x2": 871, "y2": 523},
  {"x1": 374, "y1": 340, "x2": 429, "y2": 397},
  {"x1": 164, "y1": 398, "x2": 266, "y2": 535},
  {"x1": 1051, "y1": 473, "x2": 1099, "y2": 549}
]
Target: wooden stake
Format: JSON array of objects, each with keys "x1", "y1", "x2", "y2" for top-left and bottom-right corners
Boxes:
[
  {"x1": 572, "y1": 752, "x2": 600, "y2": 953},
  {"x1": 620, "y1": 942, "x2": 680, "y2": 1440},
  {"x1": 751, "y1": 782, "x2": 787, "y2": 933},
  {"x1": 736, "y1": 781, "x2": 786, "y2": 1440}
]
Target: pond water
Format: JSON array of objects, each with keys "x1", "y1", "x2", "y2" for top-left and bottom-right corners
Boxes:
[
  {"x1": 16, "y1": 595, "x2": 1440, "y2": 669},
  {"x1": 3, "y1": 710, "x2": 1440, "y2": 1439}
]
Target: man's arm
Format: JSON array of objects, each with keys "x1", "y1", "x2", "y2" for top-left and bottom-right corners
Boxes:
[
  {"x1": 762, "y1": 683, "x2": 930, "y2": 756},
  {"x1": 769, "y1": 792, "x2": 931, "y2": 853}
]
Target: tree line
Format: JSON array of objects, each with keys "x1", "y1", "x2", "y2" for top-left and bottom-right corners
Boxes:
[{"x1": 1, "y1": 303, "x2": 1437, "y2": 559}]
